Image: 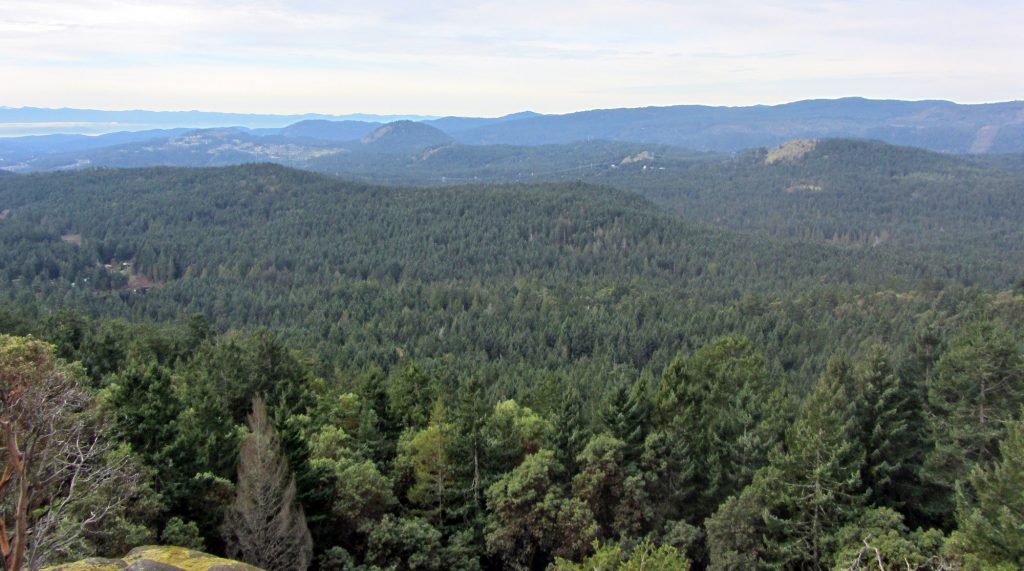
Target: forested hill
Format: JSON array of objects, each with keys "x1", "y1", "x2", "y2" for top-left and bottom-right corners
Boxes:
[
  {"x1": 452, "y1": 98, "x2": 1024, "y2": 152},
  {"x1": 358, "y1": 120, "x2": 454, "y2": 153},
  {"x1": 0, "y1": 163, "x2": 975, "y2": 380},
  {"x1": 564, "y1": 138, "x2": 1024, "y2": 285},
  {"x1": 3, "y1": 164, "x2": 1024, "y2": 571},
  {"x1": 0, "y1": 163, "x2": 925, "y2": 290}
]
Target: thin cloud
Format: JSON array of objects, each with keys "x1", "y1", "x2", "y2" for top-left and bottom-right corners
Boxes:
[{"x1": 1, "y1": 0, "x2": 1021, "y2": 115}]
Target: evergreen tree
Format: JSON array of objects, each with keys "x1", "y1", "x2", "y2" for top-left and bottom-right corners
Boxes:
[
  {"x1": 948, "y1": 412, "x2": 1024, "y2": 569},
  {"x1": 550, "y1": 382, "x2": 589, "y2": 477},
  {"x1": 851, "y1": 347, "x2": 929, "y2": 517},
  {"x1": 646, "y1": 336, "x2": 789, "y2": 527},
  {"x1": 450, "y1": 376, "x2": 491, "y2": 522},
  {"x1": 223, "y1": 396, "x2": 313, "y2": 571},
  {"x1": 925, "y1": 320, "x2": 1024, "y2": 526},
  {"x1": 757, "y1": 356, "x2": 866, "y2": 570}
]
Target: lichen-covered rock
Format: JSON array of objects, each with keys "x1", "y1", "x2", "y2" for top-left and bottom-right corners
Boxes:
[
  {"x1": 41, "y1": 558, "x2": 127, "y2": 571},
  {"x1": 42, "y1": 546, "x2": 263, "y2": 571}
]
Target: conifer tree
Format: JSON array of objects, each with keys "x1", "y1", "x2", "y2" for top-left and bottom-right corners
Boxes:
[
  {"x1": 757, "y1": 356, "x2": 866, "y2": 570},
  {"x1": 925, "y1": 321, "x2": 1024, "y2": 525},
  {"x1": 401, "y1": 399, "x2": 457, "y2": 526},
  {"x1": 223, "y1": 395, "x2": 313, "y2": 571},
  {"x1": 599, "y1": 382, "x2": 647, "y2": 462},
  {"x1": 646, "y1": 336, "x2": 788, "y2": 527},
  {"x1": 551, "y1": 382, "x2": 589, "y2": 477},
  {"x1": 851, "y1": 347, "x2": 928, "y2": 515},
  {"x1": 949, "y1": 412, "x2": 1024, "y2": 569}
]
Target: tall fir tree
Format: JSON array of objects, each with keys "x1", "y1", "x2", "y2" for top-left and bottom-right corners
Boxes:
[
  {"x1": 645, "y1": 336, "x2": 789, "y2": 528},
  {"x1": 222, "y1": 395, "x2": 313, "y2": 571},
  {"x1": 756, "y1": 356, "x2": 866, "y2": 570},
  {"x1": 949, "y1": 411, "x2": 1024, "y2": 569},
  {"x1": 924, "y1": 320, "x2": 1024, "y2": 526},
  {"x1": 851, "y1": 347, "x2": 929, "y2": 519}
]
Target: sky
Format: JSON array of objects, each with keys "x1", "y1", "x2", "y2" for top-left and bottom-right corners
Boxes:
[{"x1": 1, "y1": 0, "x2": 1022, "y2": 117}]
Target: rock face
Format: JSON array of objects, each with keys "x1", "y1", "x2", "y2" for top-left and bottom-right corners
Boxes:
[
  {"x1": 41, "y1": 546, "x2": 264, "y2": 571},
  {"x1": 764, "y1": 139, "x2": 818, "y2": 164}
]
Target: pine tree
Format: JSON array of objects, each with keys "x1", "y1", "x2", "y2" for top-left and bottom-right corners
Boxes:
[
  {"x1": 599, "y1": 381, "x2": 647, "y2": 462},
  {"x1": 925, "y1": 320, "x2": 1024, "y2": 525},
  {"x1": 759, "y1": 356, "x2": 866, "y2": 570},
  {"x1": 851, "y1": 347, "x2": 928, "y2": 516},
  {"x1": 551, "y1": 382, "x2": 589, "y2": 477},
  {"x1": 450, "y1": 376, "x2": 491, "y2": 520},
  {"x1": 646, "y1": 336, "x2": 789, "y2": 527},
  {"x1": 949, "y1": 412, "x2": 1024, "y2": 569},
  {"x1": 223, "y1": 395, "x2": 313, "y2": 571}
]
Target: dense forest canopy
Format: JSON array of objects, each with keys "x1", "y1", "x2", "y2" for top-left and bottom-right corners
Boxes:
[{"x1": 1, "y1": 144, "x2": 1023, "y2": 570}]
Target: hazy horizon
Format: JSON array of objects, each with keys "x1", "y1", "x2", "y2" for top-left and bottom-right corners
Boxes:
[
  {"x1": 3, "y1": 1, "x2": 1022, "y2": 117},
  {"x1": 4, "y1": 93, "x2": 1024, "y2": 119},
  {"x1": 4, "y1": 95, "x2": 1022, "y2": 137}
]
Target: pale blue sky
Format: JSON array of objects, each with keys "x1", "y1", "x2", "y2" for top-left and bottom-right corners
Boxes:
[{"x1": 1, "y1": 0, "x2": 1021, "y2": 116}]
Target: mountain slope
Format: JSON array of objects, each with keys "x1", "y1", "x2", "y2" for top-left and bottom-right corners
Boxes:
[
  {"x1": 0, "y1": 163, "x2": 1009, "y2": 382},
  {"x1": 0, "y1": 163, "x2": 954, "y2": 303},
  {"x1": 0, "y1": 129, "x2": 192, "y2": 169},
  {"x1": 598, "y1": 138, "x2": 1024, "y2": 255},
  {"x1": 454, "y1": 98, "x2": 1024, "y2": 152},
  {"x1": 21, "y1": 128, "x2": 348, "y2": 170},
  {"x1": 304, "y1": 140, "x2": 721, "y2": 183},
  {"x1": 279, "y1": 119, "x2": 380, "y2": 142},
  {"x1": 425, "y1": 111, "x2": 543, "y2": 134},
  {"x1": 358, "y1": 120, "x2": 454, "y2": 153}
]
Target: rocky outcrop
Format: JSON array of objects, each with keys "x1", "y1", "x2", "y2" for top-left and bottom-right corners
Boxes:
[{"x1": 42, "y1": 546, "x2": 263, "y2": 571}]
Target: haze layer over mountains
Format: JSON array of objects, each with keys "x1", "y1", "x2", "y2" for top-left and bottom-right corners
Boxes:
[{"x1": 2, "y1": 97, "x2": 1023, "y2": 173}]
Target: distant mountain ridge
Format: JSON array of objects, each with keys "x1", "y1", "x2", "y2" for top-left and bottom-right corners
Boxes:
[
  {"x1": 2, "y1": 98, "x2": 1023, "y2": 171},
  {"x1": 278, "y1": 119, "x2": 380, "y2": 141},
  {"x1": 451, "y1": 98, "x2": 1024, "y2": 153},
  {"x1": 3, "y1": 98, "x2": 1022, "y2": 153},
  {"x1": 0, "y1": 106, "x2": 434, "y2": 136},
  {"x1": 359, "y1": 120, "x2": 454, "y2": 152}
]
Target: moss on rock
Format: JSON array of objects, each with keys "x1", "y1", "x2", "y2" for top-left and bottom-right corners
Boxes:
[{"x1": 42, "y1": 546, "x2": 263, "y2": 571}]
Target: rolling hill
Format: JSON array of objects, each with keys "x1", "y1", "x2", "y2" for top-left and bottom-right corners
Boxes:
[
  {"x1": 578, "y1": 138, "x2": 1024, "y2": 283},
  {"x1": 452, "y1": 98, "x2": 1024, "y2": 152},
  {"x1": 0, "y1": 162, "x2": 987, "y2": 379},
  {"x1": 278, "y1": 119, "x2": 380, "y2": 142},
  {"x1": 3, "y1": 98, "x2": 1023, "y2": 172}
]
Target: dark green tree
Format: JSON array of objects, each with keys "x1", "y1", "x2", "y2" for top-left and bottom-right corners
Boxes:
[
  {"x1": 925, "y1": 320, "x2": 1024, "y2": 526},
  {"x1": 949, "y1": 412, "x2": 1024, "y2": 569}
]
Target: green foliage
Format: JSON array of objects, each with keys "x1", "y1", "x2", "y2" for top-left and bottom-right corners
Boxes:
[
  {"x1": 162, "y1": 518, "x2": 206, "y2": 551},
  {"x1": 307, "y1": 424, "x2": 396, "y2": 541},
  {"x1": 646, "y1": 335, "x2": 790, "y2": 528},
  {"x1": 572, "y1": 434, "x2": 645, "y2": 539},
  {"x1": 925, "y1": 320, "x2": 1024, "y2": 525},
  {"x1": 398, "y1": 401, "x2": 457, "y2": 525},
  {"x1": 549, "y1": 538, "x2": 690, "y2": 571},
  {"x1": 484, "y1": 450, "x2": 598, "y2": 570},
  {"x1": 4, "y1": 159, "x2": 1024, "y2": 569},
  {"x1": 705, "y1": 486, "x2": 771, "y2": 571},
  {"x1": 364, "y1": 515, "x2": 445, "y2": 571},
  {"x1": 948, "y1": 413, "x2": 1024, "y2": 570},
  {"x1": 850, "y1": 347, "x2": 928, "y2": 515},
  {"x1": 830, "y1": 508, "x2": 949, "y2": 571},
  {"x1": 707, "y1": 356, "x2": 866, "y2": 570}
]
